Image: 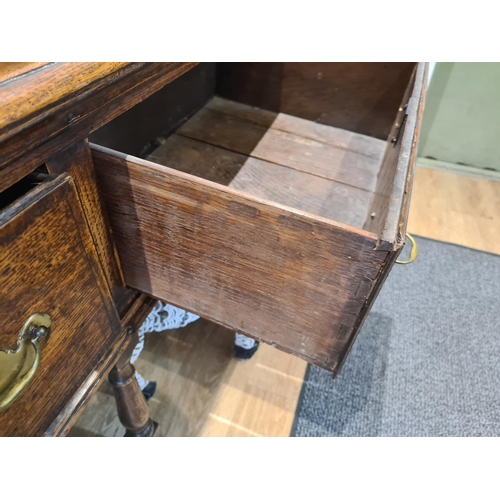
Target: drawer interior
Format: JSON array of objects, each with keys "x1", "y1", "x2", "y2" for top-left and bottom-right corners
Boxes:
[
  {"x1": 91, "y1": 63, "x2": 426, "y2": 374},
  {"x1": 92, "y1": 144, "x2": 388, "y2": 373},
  {"x1": 147, "y1": 96, "x2": 386, "y2": 231},
  {"x1": 92, "y1": 62, "x2": 422, "y2": 245}
]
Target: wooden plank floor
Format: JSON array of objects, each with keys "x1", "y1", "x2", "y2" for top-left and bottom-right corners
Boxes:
[
  {"x1": 70, "y1": 320, "x2": 307, "y2": 437},
  {"x1": 69, "y1": 165, "x2": 500, "y2": 437},
  {"x1": 408, "y1": 167, "x2": 500, "y2": 255}
]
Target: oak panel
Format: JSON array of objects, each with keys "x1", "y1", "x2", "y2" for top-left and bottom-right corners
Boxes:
[
  {"x1": 177, "y1": 106, "x2": 381, "y2": 191},
  {"x1": 92, "y1": 145, "x2": 389, "y2": 372},
  {"x1": 0, "y1": 175, "x2": 121, "y2": 436},
  {"x1": 46, "y1": 140, "x2": 129, "y2": 310},
  {"x1": 150, "y1": 134, "x2": 376, "y2": 229},
  {"x1": 216, "y1": 63, "x2": 417, "y2": 139},
  {"x1": 0, "y1": 62, "x2": 51, "y2": 83},
  {"x1": 363, "y1": 63, "x2": 428, "y2": 246}
]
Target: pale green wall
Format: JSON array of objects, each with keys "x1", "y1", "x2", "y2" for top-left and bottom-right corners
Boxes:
[{"x1": 418, "y1": 62, "x2": 500, "y2": 172}]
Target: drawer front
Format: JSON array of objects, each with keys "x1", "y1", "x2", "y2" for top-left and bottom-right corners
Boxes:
[{"x1": 0, "y1": 174, "x2": 120, "y2": 436}]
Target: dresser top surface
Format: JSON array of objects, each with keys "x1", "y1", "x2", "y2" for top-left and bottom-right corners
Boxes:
[
  {"x1": 0, "y1": 62, "x2": 135, "y2": 138},
  {"x1": 0, "y1": 62, "x2": 198, "y2": 193},
  {"x1": 0, "y1": 63, "x2": 51, "y2": 84}
]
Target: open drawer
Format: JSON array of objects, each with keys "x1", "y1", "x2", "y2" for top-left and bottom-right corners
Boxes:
[{"x1": 91, "y1": 62, "x2": 427, "y2": 375}]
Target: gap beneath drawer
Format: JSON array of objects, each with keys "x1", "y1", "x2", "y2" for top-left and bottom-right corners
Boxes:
[{"x1": 0, "y1": 166, "x2": 49, "y2": 211}]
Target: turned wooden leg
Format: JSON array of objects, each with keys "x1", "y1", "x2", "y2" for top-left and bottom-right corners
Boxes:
[{"x1": 109, "y1": 330, "x2": 158, "y2": 437}]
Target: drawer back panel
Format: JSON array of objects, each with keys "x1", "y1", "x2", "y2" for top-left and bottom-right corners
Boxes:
[{"x1": 216, "y1": 63, "x2": 417, "y2": 140}]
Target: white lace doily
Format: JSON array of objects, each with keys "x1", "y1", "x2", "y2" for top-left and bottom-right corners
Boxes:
[
  {"x1": 132, "y1": 302, "x2": 199, "y2": 389},
  {"x1": 234, "y1": 332, "x2": 256, "y2": 349},
  {"x1": 131, "y1": 301, "x2": 253, "y2": 391},
  {"x1": 139, "y1": 301, "x2": 200, "y2": 334}
]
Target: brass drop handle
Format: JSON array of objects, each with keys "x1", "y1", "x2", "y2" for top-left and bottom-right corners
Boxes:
[
  {"x1": 0, "y1": 313, "x2": 51, "y2": 411},
  {"x1": 396, "y1": 233, "x2": 418, "y2": 265}
]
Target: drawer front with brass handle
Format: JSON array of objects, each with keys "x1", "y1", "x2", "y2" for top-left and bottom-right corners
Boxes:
[{"x1": 0, "y1": 174, "x2": 120, "y2": 436}]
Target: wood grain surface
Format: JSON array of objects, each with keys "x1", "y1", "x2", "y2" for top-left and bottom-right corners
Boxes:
[
  {"x1": 0, "y1": 63, "x2": 128, "y2": 135},
  {"x1": 408, "y1": 167, "x2": 500, "y2": 255},
  {"x1": 206, "y1": 97, "x2": 387, "y2": 158},
  {"x1": 92, "y1": 144, "x2": 390, "y2": 372},
  {"x1": 46, "y1": 140, "x2": 129, "y2": 309},
  {"x1": 0, "y1": 62, "x2": 198, "y2": 193},
  {"x1": 0, "y1": 62, "x2": 50, "y2": 83},
  {"x1": 148, "y1": 97, "x2": 386, "y2": 229},
  {"x1": 216, "y1": 63, "x2": 417, "y2": 139},
  {"x1": 364, "y1": 63, "x2": 427, "y2": 246},
  {"x1": 176, "y1": 104, "x2": 382, "y2": 191},
  {"x1": 0, "y1": 175, "x2": 121, "y2": 436}
]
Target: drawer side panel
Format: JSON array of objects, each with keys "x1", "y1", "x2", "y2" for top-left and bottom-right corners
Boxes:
[{"x1": 93, "y1": 146, "x2": 388, "y2": 372}]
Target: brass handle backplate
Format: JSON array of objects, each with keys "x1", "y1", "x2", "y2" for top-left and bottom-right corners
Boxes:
[
  {"x1": 0, "y1": 313, "x2": 51, "y2": 411},
  {"x1": 396, "y1": 233, "x2": 418, "y2": 265}
]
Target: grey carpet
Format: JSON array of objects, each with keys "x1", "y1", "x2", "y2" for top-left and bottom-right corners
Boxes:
[{"x1": 291, "y1": 236, "x2": 500, "y2": 436}]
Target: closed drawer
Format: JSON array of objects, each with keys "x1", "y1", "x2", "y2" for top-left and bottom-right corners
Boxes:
[
  {"x1": 0, "y1": 174, "x2": 120, "y2": 436},
  {"x1": 92, "y1": 63, "x2": 427, "y2": 376}
]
